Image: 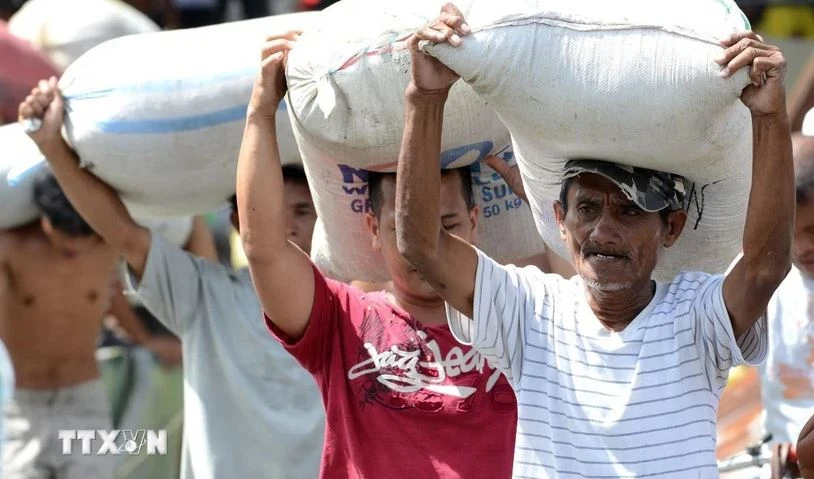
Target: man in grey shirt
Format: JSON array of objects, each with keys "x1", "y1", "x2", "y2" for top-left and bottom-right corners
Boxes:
[{"x1": 18, "y1": 77, "x2": 325, "y2": 479}]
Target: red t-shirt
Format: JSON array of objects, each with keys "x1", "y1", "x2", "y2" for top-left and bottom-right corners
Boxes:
[{"x1": 266, "y1": 267, "x2": 517, "y2": 479}]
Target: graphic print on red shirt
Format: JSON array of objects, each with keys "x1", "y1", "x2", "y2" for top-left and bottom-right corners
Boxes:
[{"x1": 266, "y1": 267, "x2": 517, "y2": 479}]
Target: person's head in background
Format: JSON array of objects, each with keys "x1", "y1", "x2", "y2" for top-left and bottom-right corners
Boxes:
[
  {"x1": 366, "y1": 167, "x2": 479, "y2": 302},
  {"x1": 229, "y1": 164, "x2": 317, "y2": 254},
  {"x1": 33, "y1": 172, "x2": 101, "y2": 256},
  {"x1": 792, "y1": 133, "x2": 814, "y2": 278}
]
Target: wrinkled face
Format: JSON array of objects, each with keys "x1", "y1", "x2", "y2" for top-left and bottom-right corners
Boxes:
[
  {"x1": 40, "y1": 217, "x2": 101, "y2": 257},
  {"x1": 554, "y1": 174, "x2": 686, "y2": 291},
  {"x1": 283, "y1": 181, "x2": 317, "y2": 255},
  {"x1": 366, "y1": 174, "x2": 479, "y2": 300},
  {"x1": 793, "y1": 199, "x2": 814, "y2": 278}
]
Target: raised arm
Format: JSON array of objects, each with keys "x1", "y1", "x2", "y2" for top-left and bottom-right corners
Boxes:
[
  {"x1": 395, "y1": 5, "x2": 479, "y2": 317},
  {"x1": 717, "y1": 33, "x2": 793, "y2": 338},
  {"x1": 18, "y1": 78, "x2": 151, "y2": 278},
  {"x1": 237, "y1": 32, "x2": 316, "y2": 340}
]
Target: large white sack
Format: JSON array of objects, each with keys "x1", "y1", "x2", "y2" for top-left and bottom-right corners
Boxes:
[
  {"x1": 0, "y1": 124, "x2": 49, "y2": 229},
  {"x1": 413, "y1": 0, "x2": 754, "y2": 281},
  {"x1": 0, "y1": 124, "x2": 199, "y2": 244},
  {"x1": 134, "y1": 217, "x2": 194, "y2": 247},
  {"x1": 286, "y1": 2, "x2": 543, "y2": 281},
  {"x1": 8, "y1": 0, "x2": 159, "y2": 71},
  {"x1": 59, "y1": 12, "x2": 319, "y2": 218}
]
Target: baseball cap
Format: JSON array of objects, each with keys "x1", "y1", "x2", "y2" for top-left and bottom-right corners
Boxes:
[{"x1": 562, "y1": 159, "x2": 688, "y2": 212}]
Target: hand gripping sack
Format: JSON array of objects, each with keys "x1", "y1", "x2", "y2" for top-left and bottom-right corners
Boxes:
[
  {"x1": 8, "y1": 0, "x2": 160, "y2": 70},
  {"x1": 286, "y1": 2, "x2": 543, "y2": 281},
  {"x1": 419, "y1": 0, "x2": 755, "y2": 281},
  {"x1": 58, "y1": 12, "x2": 320, "y2": 218}
]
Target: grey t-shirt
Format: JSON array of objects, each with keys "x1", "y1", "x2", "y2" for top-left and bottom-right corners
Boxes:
[{"x1": 128, "y1": 235, "x2": 324, "y2": 479}]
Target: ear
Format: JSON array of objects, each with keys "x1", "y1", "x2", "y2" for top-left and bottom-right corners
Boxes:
[
  {"x1": 468, "y1": 205, "x2": 480, "y2": 238},
  {"x1": 40, "y1": 216, "x2": 53, "y2": 236},
  {"x1": 364, "y1": 213, "x2": 381, "y2": 252},
  {"x1": 553, "y1": 201, "x2": 567, "y2": 240},
  {"x1": 663, "y1": 209, "x2": 688, "y2": 248}
]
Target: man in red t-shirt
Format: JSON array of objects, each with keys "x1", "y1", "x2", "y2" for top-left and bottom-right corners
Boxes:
[{"x1": 236, "y1": 33, "x2": 517, "y2": 478}]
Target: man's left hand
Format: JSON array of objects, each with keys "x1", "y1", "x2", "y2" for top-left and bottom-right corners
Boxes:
[{"x1": 717, "y1": 31, "x2": 786, "y2": 118}]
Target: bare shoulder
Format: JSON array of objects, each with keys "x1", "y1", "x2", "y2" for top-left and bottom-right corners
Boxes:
[{"x1": 0, "y1": 223, "x2": 46, "y2": 258}]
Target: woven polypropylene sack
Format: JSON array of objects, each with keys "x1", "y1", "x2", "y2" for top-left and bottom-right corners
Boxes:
[
  {"x1": 59, "y1": 12, "x2": 319, "y2": 218},
  {"x1": 9, "y1": 0, "x2": 160, "y2": 71},
  {"x1": 0, "y1": 124, "x2": 49, "y2": 229},
  {"x1": 421, "y1": 0, "x2": 754, "y2": 281},
  {"x1": 286, "y1": 1, "x2": 543, "y2": 281}
]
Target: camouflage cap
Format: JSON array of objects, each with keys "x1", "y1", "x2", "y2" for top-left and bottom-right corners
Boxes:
[{"x1": 562, "y1": 159, "x2": 688, "y2": 213}]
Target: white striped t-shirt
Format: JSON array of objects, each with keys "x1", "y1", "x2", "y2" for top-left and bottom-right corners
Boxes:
[{"x1": 447, "y1": 250, "x2": 767, "y2": 478}]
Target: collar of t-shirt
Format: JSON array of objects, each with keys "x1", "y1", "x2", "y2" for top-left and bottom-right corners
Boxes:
[{"x1": 577, "y1": 279, "x2": 669, "y2": 340}]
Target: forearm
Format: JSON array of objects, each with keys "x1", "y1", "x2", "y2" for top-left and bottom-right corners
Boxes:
[
  {"x1": 789, "y1": 53, "x2": 814, "y2": 132},
  {"x1": 395, "y1": 85, "x2": 448, "y2": 265},
  {"x1": 42, "y1": 141, "x2": 145, "y2": 254},
  {"x1": 742, "y1": 114, "x2": 794, "y2": 275},
  {"x1": 235, "y1": 113, "x2": 288, "y2": 262}
]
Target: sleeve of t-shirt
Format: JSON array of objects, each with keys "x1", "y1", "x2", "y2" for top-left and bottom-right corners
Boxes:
[
  {"x1": 447, "y1": 249, "x2": 547, "y2": 389},
  {"x1": 265, "y1": 265, "x2": 343, "y2": 375},
  {"x1": 125, "y1": 234, "x2": 229, "y2": 336},
  {"x1": 690, "y1": 274, "x2": 768, "y2": 384}
]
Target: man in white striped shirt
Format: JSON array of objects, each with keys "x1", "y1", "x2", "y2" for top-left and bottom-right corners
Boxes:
[{"x1": 394, "y1": 4, "x2": 795, "y2": 478}]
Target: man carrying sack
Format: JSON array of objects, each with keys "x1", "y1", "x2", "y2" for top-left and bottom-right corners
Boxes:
[{"x1": 395, "y1": 3, "x2": 794, "y2": 477}]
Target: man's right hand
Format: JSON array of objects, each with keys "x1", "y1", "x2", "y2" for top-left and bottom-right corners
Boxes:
[
  {"x1": 407, "y1": 3, "x2": 470, "y2": 96},
  {"x1": 18, "y1": 77, "x2": 68, "y2": 156},
  {"x1": 247, "y1": 31, "x2": 301, "y2": 120}
]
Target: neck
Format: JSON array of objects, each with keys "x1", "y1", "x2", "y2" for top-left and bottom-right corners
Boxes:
[
  {"x1": 389, "y1": 287, "x2": 448, "y2": 326},
  {"x1": 584, "y1": 279, "x2": 655, "y2": 332}
]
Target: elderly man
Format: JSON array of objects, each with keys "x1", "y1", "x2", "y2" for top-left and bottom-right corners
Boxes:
[{"x1": 395, "y1": 4, "x2": 794, "y2": 478}]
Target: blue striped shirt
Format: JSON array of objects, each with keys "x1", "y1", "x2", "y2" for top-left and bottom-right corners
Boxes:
[{"x1": 447, "y1": 250, "x2": 767, "y2": 478}]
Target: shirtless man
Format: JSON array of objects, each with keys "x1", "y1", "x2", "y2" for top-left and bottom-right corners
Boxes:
[{"x1": 0, "y1": 173, "x2": 128, "y2": 478}]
